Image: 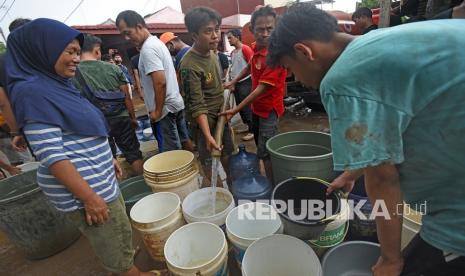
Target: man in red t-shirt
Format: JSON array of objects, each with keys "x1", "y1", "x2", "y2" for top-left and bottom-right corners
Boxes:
[{"x1": 224, "y1": 5, "x2": 287, "y2": 181}]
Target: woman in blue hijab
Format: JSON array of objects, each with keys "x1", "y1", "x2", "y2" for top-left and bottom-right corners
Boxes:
[{"x1": 5, "y1": 19, "x2": 154, "y2": 276}]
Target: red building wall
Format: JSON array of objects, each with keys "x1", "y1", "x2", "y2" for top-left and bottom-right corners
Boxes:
[{"x1": 181, "y1": 0, "x2": 264, "y2": 17}]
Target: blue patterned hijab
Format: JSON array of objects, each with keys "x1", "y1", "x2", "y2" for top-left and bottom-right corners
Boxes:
[{"x1": 5, "y1": 18, "x2": 108, "y2": 137}]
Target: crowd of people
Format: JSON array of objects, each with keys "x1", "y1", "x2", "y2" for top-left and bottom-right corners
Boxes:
[{"x1": 0, "y1": 1, "x2": 463, "y2": 275}]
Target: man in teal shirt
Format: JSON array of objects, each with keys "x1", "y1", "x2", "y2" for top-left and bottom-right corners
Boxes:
[{"x1": 267, "y1": 3, "x2": 465, "y2": 275}]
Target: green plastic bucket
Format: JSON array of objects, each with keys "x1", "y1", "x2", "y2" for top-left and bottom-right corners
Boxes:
[
  {"x1": 266, "y1": 131, "x2": 336, "y2": 185},
  {"x1": 119, "y1": 176, "x2": 153, "y2": 214},
  {"x1": 0, "y1": 170, "x2": 80, "y2": 260}
]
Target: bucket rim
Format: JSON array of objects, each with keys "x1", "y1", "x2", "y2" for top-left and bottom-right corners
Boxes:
[
  {"x1": 143, "y1": 165, "x2": 198, "y2": 184},
  {"x1": 129, "y1": 192, "x2": 181, "y2": 224},
  {"x1": 164, "y1": 221, "x2": 227, "y2": 271},
  {"x1": 0, "y1": 186, "x2": 41, "y2": 204},
  {"x1": 182, "y1": 187, "x2": 234, "y2": 220},
  {"x1": 226, "y1": 202, "x2": 282, "y2": 243},
  {"x1": 145, "y1": 172, "x2": 199, "y2": 188},
  {"x1": 402, "y1": 203, "x2": 423, "y2": 225},
  {"x1": 271, "y1": 177, "x2": 342, "y2": 226},
  {"x1": 321, "y1": 240, "x2": 380, "y2": 269},
  {"x1": 143, "y1": 150, "x2": 194, "y2": 174},
  {"x1": 242, "y1": 234, "x2": 322, "y2": 275},
  {"x1": 143, "y1": 161, "x2": 196, "y2": 177},
  {"x1": 266, "y1": 131, "x2": 333, "y2": 160}
]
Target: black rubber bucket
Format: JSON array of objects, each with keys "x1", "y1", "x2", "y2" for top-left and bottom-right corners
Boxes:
[
  {"x1": 0, "y1": 170, "x2": 80, "y2": 260},
  {"x1": 271, "y1": 177, "x2": 342, "y2": 240}
]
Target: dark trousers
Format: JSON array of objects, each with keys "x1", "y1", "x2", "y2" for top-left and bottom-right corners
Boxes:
[
  {"x1": 107, "y1": 116, "x2": 142, "y2": 164},
  {"x1": 157, "y1": 110, "x2": 190, "y2": 152},
  {"x1": 401, "y1": 234, "x2": 465, "y2": 276},
  {"x1": 150, "y1": 121, "x2": 163, "y2": 153},
  {"x1": 234, "y1": 78, "x2": 253, "y2": 132}
]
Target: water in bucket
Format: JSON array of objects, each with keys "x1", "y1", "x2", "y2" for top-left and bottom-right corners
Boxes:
[{"x1": 191, "y1": 196, "x2": 230, "y2": 218}]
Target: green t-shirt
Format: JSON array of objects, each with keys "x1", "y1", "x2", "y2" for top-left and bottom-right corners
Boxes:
[
  {"x1": 178, "y1": 50, "x2": 224, "y2": 129},
  {"x1": 320, "y1": 20, "x2": 465, "y2": 255},
  {"x1": 73, "y1": 60, "x2": 129, "y2": 118}
]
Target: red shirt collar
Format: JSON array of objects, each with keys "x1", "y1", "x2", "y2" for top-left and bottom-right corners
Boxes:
[{"x1": 252, "y1": 43, "x2": 268, "y2": 56}]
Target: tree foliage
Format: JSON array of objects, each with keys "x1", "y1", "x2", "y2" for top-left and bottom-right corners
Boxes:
[
  {"x1": 0, "y1": 42, "x2": 5, "y2": 55},
  {"x1": 360, "y1": 0, "x2": 380, "y2": 9}
]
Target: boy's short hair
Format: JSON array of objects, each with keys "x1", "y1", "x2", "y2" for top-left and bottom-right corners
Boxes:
[
  {"x1": 352, "y1": 7, "x2": 373, "y2": 21},
  {"x1": 82, "y1": 33, "x2": 102, "y2": 53},
  {"x1": 8, "y1": 18, "x2": 31, "y2": 32},
  {"x1": 250, "y1": 5, "x2": 276, "y2": 31},
  {"x1": 267, "y1": 2, "x2": 338, "y2": 67},
  {"x1": 116, "y1": 10, "x2": 147, "y2": 28},
  {"x1": 227, "y1": 29, "x2": 242, "y2": 40},
  {"x1": 184, "y1": 7, "x2": 222, "y2": 33}
]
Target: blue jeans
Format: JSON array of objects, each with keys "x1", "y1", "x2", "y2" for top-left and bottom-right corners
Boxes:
[
  {"x1": 150, "y1": 121, "x2": 163, "y2": 153},
  {"x1": 157, "y1": 110, "x2": 190, "y2": 152}
]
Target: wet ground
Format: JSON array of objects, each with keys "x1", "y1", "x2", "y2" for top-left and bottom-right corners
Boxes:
[{"x1": 0, "y1": 106, "x2": 329, "y2": 276}]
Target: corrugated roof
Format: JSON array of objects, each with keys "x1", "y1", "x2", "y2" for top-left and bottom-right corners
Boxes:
[{"x1": 73, "y1": 6, "x2": 240, "y2": 35}]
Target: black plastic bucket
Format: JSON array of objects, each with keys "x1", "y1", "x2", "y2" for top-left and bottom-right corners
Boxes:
[{"x1": 271, "y1": 177, "x2": 341, "y2": 240}]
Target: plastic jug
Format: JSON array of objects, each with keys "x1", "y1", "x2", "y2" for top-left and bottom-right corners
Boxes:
[
  {"x1": 229, "y1": 144, "x2": 259, "y2": 181},
  {"x1": 232, "y1": 174, "x2": 272, "y2": 203}
]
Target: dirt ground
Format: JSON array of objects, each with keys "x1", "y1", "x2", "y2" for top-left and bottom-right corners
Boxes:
[{"x1": 0, "y1": 109, "x2": 329, "y2": 276}]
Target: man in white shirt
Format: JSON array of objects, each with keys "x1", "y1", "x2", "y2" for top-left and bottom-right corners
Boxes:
[{"x1": 116, "y1": 10, "x2": 190, "y2": 152}]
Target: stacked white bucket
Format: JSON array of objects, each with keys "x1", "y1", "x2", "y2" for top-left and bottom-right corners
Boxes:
[
  {"x1": 130, "y1": 192, "x2": 185, "y2": 262},
  {"x1": 131, "y1": 149, "x2": 325, "y2": 275},
  {"x1": 143, "y1": 150, "x2": 200, "y2": 200}
]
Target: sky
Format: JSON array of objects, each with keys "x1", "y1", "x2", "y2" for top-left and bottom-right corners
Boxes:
[
  {"x1": 0, "y1": 0, "x2": 357, "y2": 43},
  {"x1": 0, "y1": 0, "x2": 183, "y2": 42}
]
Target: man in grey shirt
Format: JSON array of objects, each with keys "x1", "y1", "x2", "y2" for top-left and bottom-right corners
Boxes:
[{"x1": 116, "y1": 10, "x2": 190, "y2": 152}]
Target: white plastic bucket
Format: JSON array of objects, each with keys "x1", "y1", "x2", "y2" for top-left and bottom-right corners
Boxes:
[
  {"x1": 226, "y1": 202, "x2": 283, "y2": 267},
  {"x1": 147, "y1": 172, "x2": 200, "y2": 200},
  {"x1": 164, "y1": 222, "x2": 228, "y2": 276},
  {"x1": 182, "y1": 187, "x2": 234, "y2": 229},
  {"x1": 401, "y1": 204, "x2": 422, "y2": 249},
  {"x1": 130, "y1": 192, "x2": 185, "y2": 262},
  {"x1": 143, "y1": 150, "x2": 194, "y2": 174},
  {"x1": 242, "y1": 234, "x2": 322, "y2": 276}
]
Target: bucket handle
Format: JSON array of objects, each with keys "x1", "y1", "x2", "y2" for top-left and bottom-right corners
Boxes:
[
  {"x1": 291, "y1": 176, "x2": 347, "y2": 223},
  {"x1": 291, "y1": 176, "x2": 347, "y2": 199}
]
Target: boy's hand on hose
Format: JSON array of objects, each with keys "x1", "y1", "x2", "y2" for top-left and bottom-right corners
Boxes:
[
  {"x1": 220, "y1": 108, "x2": 238, "y2": 122},
  {"x1": 223, "y1": 81, "x2": 235, "y2": 90},
  {"x1": 206, "y1": 135, "x2": 223, "y2": 152}
]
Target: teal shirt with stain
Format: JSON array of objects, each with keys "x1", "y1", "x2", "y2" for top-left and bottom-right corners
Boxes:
[{"x1": 320, "y1": 20, "x2": 465, "y2": 255}]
